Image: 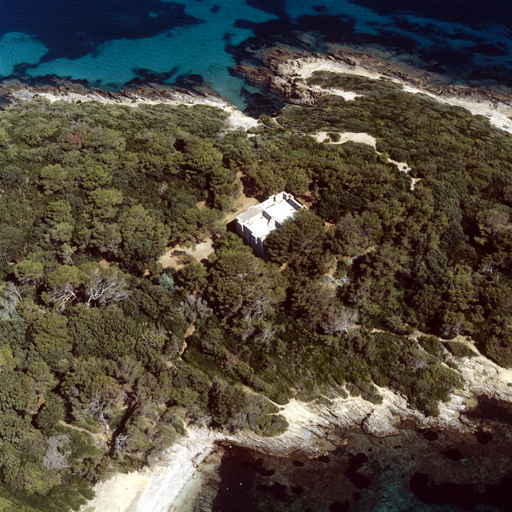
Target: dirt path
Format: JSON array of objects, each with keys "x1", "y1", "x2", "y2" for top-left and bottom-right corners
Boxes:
[
  {"x1": 310, "y1": 85, "x2": 359, "y2": 102},
  {"x1": 313, "y1": 131, "x2": 421, "y2": 190},
  {"x1": 58, "y1": 420, "x2": 111, "y2": 450},
  {"x1": 58, "y1": 420, "x2": 99, "y2": 436},
  {"x1": 184, "y1": 323, "x2": 196, "y2": 339}
]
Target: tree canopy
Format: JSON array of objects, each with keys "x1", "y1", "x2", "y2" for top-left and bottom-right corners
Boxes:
[{"x1": 1, "y1": 75, "x2": 512, "y2": 510}]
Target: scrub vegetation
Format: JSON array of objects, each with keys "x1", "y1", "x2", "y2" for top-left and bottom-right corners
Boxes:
[{"x1": 0, "y1": 73, "x2": 511, "y2": 509}]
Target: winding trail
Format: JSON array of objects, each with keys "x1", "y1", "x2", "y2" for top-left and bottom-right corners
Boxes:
[{"x1": 313, "y1": 131, "x2": 421, "y2": 190}]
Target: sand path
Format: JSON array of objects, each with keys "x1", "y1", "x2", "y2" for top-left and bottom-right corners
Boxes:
[
  {"x1": 281, "y1": 56, "x2": 512, "y2": 135},
  {"x1": 313, "y1": 131, "x2": 421, "y2": 190}
]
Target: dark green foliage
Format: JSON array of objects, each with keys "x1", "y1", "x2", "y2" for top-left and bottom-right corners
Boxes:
[
  {"x1": 0, "y1": 321, "x2": 27, "y2": 351},
  {"x1": 443, "y1": 341, "x2": 478, "y2": 358},
  {"x1": 68, "y1": 307, "x2": 139, "y2": 360},
  {"x1": 35, "y1": 396, "x2": 65, "y2": 435},
  {"x1": 0, "y1": 165, "x2": 25, "y2": 188},
  {"x1": 1, "y1": 75, "x2": 512, "y2": 510},
  {"x1": 208, "y1": 382, "x2": 286, "y2": 435},
  {"x1": 418, "y1": 336, "x2": 445, "y2": 357},
  {"x1": 265, "y1": 209, "x2": 328, "y2": 278},
  {"x1": 274, "y1": 72, "x2": 512, "y2": 361},
  {"x1": 210, "y1": 385, "x2": 248, "y2": 425},
  {"x1": 0, "y1": 225, "x2": 25, "y2": 264},
  {"x1": 178, "y1": 261, "x2": 208, "y2": 294},
  {"x1": 0, "y1": 101, "x2": 241, "y2": 509},
  {"x1": 308, "y1": 72, "x2": 403, "y2": 96}
]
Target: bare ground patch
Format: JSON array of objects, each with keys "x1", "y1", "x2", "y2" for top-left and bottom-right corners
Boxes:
[
  {"x1": 314, "y1": 131, "x2": 377, "y2": 147},
  {"x1": 159, "y1": 240, "x2": 215, "y2": 270},
  {"x1": 314, "y1": 131, "x2": 421, "y2": 190},
  {"x1": 159, "y1": 173, "x2": 261, "y2": 269},
  {"x1": 224, "y1": 171, "x2": 261, "y2": 223}
]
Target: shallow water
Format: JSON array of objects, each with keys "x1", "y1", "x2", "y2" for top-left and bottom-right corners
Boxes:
[
  {"x1": 1, "y1": 0, "x2": 512, "y2": 109},
  {"x1": 2, "y1": 3, "x2": 512, "y2": 509},
  {"x1": 209, "y1": 397, "x2": 512, "y2": 512}
]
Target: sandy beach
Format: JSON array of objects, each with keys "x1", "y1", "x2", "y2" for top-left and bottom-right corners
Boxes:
[
  {"x1": 83, "y1": 430, "x2": 222, "y2": 512},
  {"x1": 83, "y1": 333, "x2": 512, "y2": 512}
]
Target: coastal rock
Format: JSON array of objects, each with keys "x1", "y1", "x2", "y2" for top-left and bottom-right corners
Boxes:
[
  {"x1": 332, "y1": 54, "x2": 357, "y2": 67},
  {"x1": 85, "y1": 345, "x2": 512, "y2": 512},
  {"x1": 231, "y1": 64, "x2": 272, "y2": 84},
  {"x1": 0, "y1": 83, "x2": 231, "y2": 109},
  {"x1": 268, "y1": 75, "x2": 320, "y2": 105},
  {"x1": 231, "y1": 47, "x2": 512, "y2": 134},
  {"x1": 0, "y1": 80, "x2": 233, "y2": 111},
  {"x1": 361, "y1": 411, "x2": 400, "y2": 437}
]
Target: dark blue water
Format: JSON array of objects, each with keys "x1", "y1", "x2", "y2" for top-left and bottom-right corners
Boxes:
[
  {"x1": 1, "y1": 0, "x2": 512, "y2": 109},
  {"x1": 1, "y1": 2, "x2": 512, "y2": 510},
  {"x1": 211, "y1": 407, "x2": 512, "y2": 512}
]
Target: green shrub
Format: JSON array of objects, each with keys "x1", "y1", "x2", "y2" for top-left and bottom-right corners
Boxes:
[
  {"x1": 418, "y1": 336, "x2": 445, "y2": 357},
  {"x1": 443, "y1": 341, "x2": 478, "y2": 358}
]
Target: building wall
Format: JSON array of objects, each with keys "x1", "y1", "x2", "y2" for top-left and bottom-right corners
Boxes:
[
  {"x1": 235, "y1": 192, "x2": 305, "y2": 259},
  {"x1": 235, "y1": 221, "x2": 265, "y2": 258}
]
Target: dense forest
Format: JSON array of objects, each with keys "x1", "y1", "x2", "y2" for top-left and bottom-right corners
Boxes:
[{"x1": 0, "y1": 73, "x2": 511, "y2": 510}]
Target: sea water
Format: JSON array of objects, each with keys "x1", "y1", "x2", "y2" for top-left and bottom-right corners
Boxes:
[
  {"x1": 1, "y1": 0, "x2": 512, "y2": 109},
  {"x1": 2, "y1": 2, "x2": 512, "y2": 510},
  {"x1": 209, "y1": 399, "x2": 512, "y2": 512}
]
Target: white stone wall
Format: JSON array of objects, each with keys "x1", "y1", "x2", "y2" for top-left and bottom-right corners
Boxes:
[{"x1": 235, "y1": 192, "x2": 305, "y2": 258}]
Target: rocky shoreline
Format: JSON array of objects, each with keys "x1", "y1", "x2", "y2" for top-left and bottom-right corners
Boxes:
[
  {"x1": 232, "y1": 46, "x2": 512, "y2": 135},
  {"x1": 83, "y1": 340, "x2": 512, "y2": 512},
  {"x1": 233, "y1": 46, "x2": 512, "y2": 106},
  {"x1": 208, "y1": 412, "x2": 512, "y2": 512},
  {"x1": 0, "y1": 81, "x2": 222, "y2": 107},
  {"x1": 0, "y1": 80, "x2": 261, "y2": 133},
  {"x1": 4, "y1": 46, "x2": 512, "y2": 137}
]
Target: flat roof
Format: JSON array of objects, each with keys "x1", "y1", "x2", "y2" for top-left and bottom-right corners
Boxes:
[
  {"x1": 264, "y1": 201, "x2": 296, "y2": 221},
  {"x1": 236, "y1": 207, "x2": 263, "y2": 223},
  {"x1": 237, "y1": 192, "x2": 303, "y2": 240},
  {"x1": 245, "y1": 215, "x2": 276, "y2": 239}
]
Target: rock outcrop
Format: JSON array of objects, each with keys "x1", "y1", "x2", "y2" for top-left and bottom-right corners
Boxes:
[
  {"x1": 268, "y1": 75, "x2": 321, "y2": 105},
  {"x1": 86, "y1": 346, "x2": 512, "y2": 512},
  {"x1": 0, "y1": 81, "x2": 227, "y2": 110},
  {"x1": 231, "y1": 45, "x2": 512, "y2": 112}
]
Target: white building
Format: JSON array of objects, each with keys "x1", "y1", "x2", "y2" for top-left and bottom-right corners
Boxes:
[{"x1": 235, "y1": 192, "x2": 307, "y2": 258}]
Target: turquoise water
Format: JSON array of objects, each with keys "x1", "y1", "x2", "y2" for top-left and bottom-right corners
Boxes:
[
  {"x1": 28, "y1": 0, "x2": 273, "y2": 108},
  {"x1": 2, "y1": 2, "x2": 512, "y2": 509},
  {"x1": 1, "y1": 0, "x2": 512, "y2": 109}
]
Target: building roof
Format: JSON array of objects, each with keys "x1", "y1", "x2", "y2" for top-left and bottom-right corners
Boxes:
[{"x1": 236, "y1": 192, "x2": 305, "y2": 240}]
